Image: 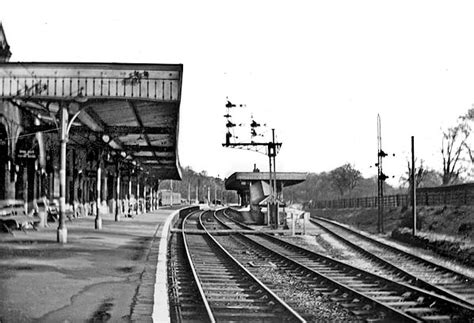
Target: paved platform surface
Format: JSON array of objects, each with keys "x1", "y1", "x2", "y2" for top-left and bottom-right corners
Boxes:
[{"x1": 0, "y1": 208, "x2": 177, "y2": 322}]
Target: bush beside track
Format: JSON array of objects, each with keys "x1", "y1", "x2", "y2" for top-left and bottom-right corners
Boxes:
[{"x1": 391, "y1": 227, "x2": 473, "y2": 266}]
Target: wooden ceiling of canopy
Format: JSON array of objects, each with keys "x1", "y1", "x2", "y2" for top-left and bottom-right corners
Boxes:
[{"x1": 0, "y1": 62, "x2": 183, "y2": 180}]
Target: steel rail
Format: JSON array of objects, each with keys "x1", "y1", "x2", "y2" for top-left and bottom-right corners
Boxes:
[
  {"x1": 260, "y1": 232, "x2": 474, "y2": 315},
  {"x1": 181, "y1": 210, "x2": 216, "y2": 323},
  {"x1": 312, "y1": 215, "x2": 473, "y2": 277},
  {"x1": 198, "y1": 211, "x2": 307, "y2": 322},
  {"x1": 168, "y1": 230, "x2": 210, "y2": 322},
  {"x1": 212, "y1": 211, "x2": 418, "y2": 322},
  {"x1": 311, "y1": 215, "x2": 474, "y2": 305},
  {"x1": 309, "y1": 216, "x2": 474, "y2": 307},
  {"x1": 216, "y1": 208, "x2": 474, "y2": 321},
  {"x1": 182, "y1": 209, "x2": 306, "y2": 322}
]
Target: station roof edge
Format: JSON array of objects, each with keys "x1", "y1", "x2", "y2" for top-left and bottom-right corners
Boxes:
[
  {"x1": 225, "y1": 171, "x2": 308, "y2": 190},
  {"x1": 0, "y1": 62, "x2": 183, "y2": 70}
]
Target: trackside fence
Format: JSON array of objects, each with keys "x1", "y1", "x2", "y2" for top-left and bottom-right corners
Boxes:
[{"x1": 310, "y1": 183, "x2": 474, "y2": 209}]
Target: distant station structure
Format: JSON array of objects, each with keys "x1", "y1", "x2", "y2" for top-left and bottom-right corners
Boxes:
[
  {"x1": 223, "y1": 98, "x2": 291, "y2": 227},
  {"x1": 225, "y1": 168, "x2": 307, "y2": 225},
  {"x1": 0, "y1": 23, "x2": 183, "y2": 242}
]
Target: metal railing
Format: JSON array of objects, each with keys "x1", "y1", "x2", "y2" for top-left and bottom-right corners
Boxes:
[{"x1": 310, "y1": 183, "x2": 474, "y2": 209}]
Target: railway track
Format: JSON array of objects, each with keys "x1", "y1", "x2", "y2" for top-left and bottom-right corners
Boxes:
[
  {"x1": 309, "y1": 216, "x2": 474, "y2": 306},
  {"x1": 168, "y1": 231, "x2": 209, "y2": 322},
  {"x1": 180, "y1": 210, "x2": 305, "y2": 322},
  {"x1": 212, "y1": 209, "x2": 474, "y2": 322}
]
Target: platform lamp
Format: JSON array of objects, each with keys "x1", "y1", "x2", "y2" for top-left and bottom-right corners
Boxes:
[{"x1": 101, "y1": 134, "x2": 110, "y2": 144}]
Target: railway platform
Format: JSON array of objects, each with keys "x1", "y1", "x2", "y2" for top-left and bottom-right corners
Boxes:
[{"x1": 0, "y1": 207, "x2": 183, "y2": 322}]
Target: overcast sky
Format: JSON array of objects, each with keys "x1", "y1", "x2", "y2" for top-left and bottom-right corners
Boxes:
[{"x1": 1, "y1": 0, "x2": 473, "y2": 186}]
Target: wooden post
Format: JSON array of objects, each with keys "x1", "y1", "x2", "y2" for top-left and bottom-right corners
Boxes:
[{"x1": 411, "y1": 136, "x2": 416, "y2": 236}]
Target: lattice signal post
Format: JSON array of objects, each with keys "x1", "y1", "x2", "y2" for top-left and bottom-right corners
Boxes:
[
  {"x1": 222, "y1": 100, "x2": 282, "y2": 228},
  {"x1": 376, "y1": 114, "x2": 394, "y2": 234}
]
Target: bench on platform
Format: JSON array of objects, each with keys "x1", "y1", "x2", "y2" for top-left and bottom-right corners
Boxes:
[
  {"x1": 38, "y1": 199, "x2": 75, "y2": 223},
  {"x1": 0, "y1": 199, "x2": 40, "y2": 233}
]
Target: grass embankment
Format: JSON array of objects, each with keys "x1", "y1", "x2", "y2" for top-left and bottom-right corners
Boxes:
[{"x1": 309, "y1": 205, "x2": 474, "y2": 266}]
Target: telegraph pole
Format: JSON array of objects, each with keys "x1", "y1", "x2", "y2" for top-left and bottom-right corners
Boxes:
[{"x1": 411, "y1": 136, "x2": 416, "y2": 236}]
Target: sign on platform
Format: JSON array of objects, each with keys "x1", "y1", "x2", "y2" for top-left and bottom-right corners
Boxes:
[{"x1": 17, "y1": 149, "x2": 36, "y2": 159}]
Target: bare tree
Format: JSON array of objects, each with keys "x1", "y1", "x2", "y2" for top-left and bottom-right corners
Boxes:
[
  {"x1": 441, "y1": 108, "x2": 472, "y2": 185},
  {"x1": 401, "y1": 159, "x2": 441, "y2": 189},
  {"x1": 461, "y1": 108, "x2": 474, "y2": 177},
  {"x1": 329, "y1": 163, "x2": 362, "y2": 197},
  {"x1": 466, "y1": 145, "x2": 474, "y2": 163},
  {"x1": 401, "y1": 159, "x2": 426, "y2": 189}
]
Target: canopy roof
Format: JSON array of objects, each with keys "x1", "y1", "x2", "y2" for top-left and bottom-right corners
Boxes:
[
  {"x1": 0, "y1": 62, "x2": 183, "y2": 180},
  {"x1": 225, "y1": 172, "x2": 307, "y2": 191}
]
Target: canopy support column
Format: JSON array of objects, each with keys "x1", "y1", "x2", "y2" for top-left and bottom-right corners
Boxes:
[
  {"x1": 144, "y1": 184, "x2": 147, "y2": 213},
  {"x1": 128, "y1": 177, "x2": 132, "y2": 217},
  {"x1": 95, "y1": 157, "x2": 102, "y2": 230},
  {"x1": 115, "y1": 162, "x2": 120, "y2": 221},
  {"x1": 136, "y1": 179, "x2": 140, "y2": 215},
  {"x1": 57, "y1": 104, "x2": 68, "y2": 243},
  {"x1": 151, "y1": 187, "x2": 154, "y2": 211}
]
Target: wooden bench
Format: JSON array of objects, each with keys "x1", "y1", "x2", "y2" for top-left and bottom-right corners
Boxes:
[
  {"x1": 0, "y1": 199, "x2": 40, "y2": 233},
  {"x1": 42, "y1": 199, "x2": 77, "y2": 222}
]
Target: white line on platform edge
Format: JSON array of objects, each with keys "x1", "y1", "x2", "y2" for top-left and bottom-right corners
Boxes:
[{"x1": 152, "y1": 210, "x2": 179, "y2": 322}]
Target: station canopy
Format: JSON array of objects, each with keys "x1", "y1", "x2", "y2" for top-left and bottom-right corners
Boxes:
[
  {"x1": 0, "y1": 62, "x2": 183, "y2": 180},
  {"x1": 225, "y1": 172, "x2": 307, "y2": 191}
]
